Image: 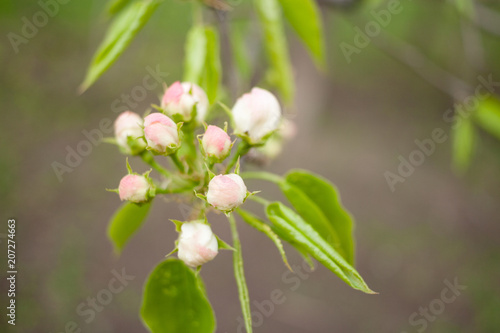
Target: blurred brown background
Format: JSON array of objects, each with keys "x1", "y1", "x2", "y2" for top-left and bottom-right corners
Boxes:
[{"x1": 1, "y1": 0, "x2": 500, "y2": 332}]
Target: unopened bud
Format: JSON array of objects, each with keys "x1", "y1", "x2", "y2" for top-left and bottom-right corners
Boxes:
[
  {"x1": 207, "y1": 174, "x2": 247, "y2": 211},
  {"x1": 232, "y1": 87, "x2": 281, "y2": 144},
  {"x1": 143, "y1": 113, "x2": 180, "y2": 154},
  {"x1": 118, "y1": 174, "x2": 152, "y2": 203},
  {"x1": 161, "y1": 81, "x2": 209, "y2": 122},
  {"x1": 178, "y1": 221, "x2": 218, "y2": 267},
  {"x1": 202, "y1": 125, "x2": 232, "y2": 161},
  {"x1": 114, "y1": 111, "x2": 146, "y2": 154}
]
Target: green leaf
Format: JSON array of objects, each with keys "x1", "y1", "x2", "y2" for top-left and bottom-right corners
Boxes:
[
  {"x1": 266, "y1": 202, "x2": 375, "y2": 294},
  {"x1": 254, "y1": 0, "x2": 294, "y2": 102},
  {"x1": 107, "y1": 202, "x2": 152, "y2": 254},
  {"x1": 106, "y1": 0, "x2": 133, "y2": 15},
  {"x1": 230, "y1": 21, "x2": 252, "y2": 82},
  {"x1": 183, "y1": 25, "x2": 207, "y2": 84},
  {"x1": 475, "y1": 97, "x2": 500, "y2": 141},
  {"x1": 282, "y1": 170, "x2": 355, "y2": 265},
  {"x1": 80, "y1": 0, "x2": 162, "y2": 92},
  {"x1": 201, "y1": 26, "x2": 221, "y2": 104},
  {"x1": 236, "y1": 208, "x2": 291, "y2": 271},
  {"x1": 141, "y1": 259, "x2": 216, "y2": 333},
  {"x1": 228, "y1": 215, "x2": 252, "y2": 333},
  {"x1": 452, "y1": 116, "x2": 476, "y2": 174},
  {"x1": 277, "y1": 0, "x2": 324, "y2": 66}
]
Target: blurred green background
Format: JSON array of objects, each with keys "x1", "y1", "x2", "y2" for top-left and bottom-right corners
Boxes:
[{"x1": 1, "y1": 0, "x2": 500, "y2": 332}]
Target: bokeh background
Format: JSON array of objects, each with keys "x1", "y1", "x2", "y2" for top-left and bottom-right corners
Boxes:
[{"x1": 1, "y1": 0, "x2": 500, "y2": 332}]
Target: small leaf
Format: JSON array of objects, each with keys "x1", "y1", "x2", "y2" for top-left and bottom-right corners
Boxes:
[
  {"x1": 236, "y1": 208, "x2": 291, "y2": 271},
  {"x1": 106, "y1": 0, "x2": 133, "y2": 15},
  {"x1": 283, "y1": 170, "x2": 355, "y2": 265},
  {"x1": 254, "y1": 0, "x2": 294, "y2": 102},
  {"x1": 228, "y1": 215, "x2": 253, "y2": 333},
  {"x1": 277, "y1": 0, "x2": 325, "y2": 66},
  {"x1": 107, "y1": 202, "x2": 152, "y2": 254},
  {"x1": 266, "y1": 202, "x2": 375, "y2": 294},
  {"x1": 202, "y1": 26, "x2": 221, "y2": 104},
  {"x1": 80, "y1": 0, "x2": 162, "y2": 92},
  {"x1": 452, "y1": 116, "x2": 476, "y2": 174},
  {"x1": 183, "y1": 25, "x2": 207, "y2": 84},
  {"x1": 140, "y1": 259, "x2": 216, "y2": 333},
  {"x1": 474, "y1": 97, "x2": 500, "y2": 141}
]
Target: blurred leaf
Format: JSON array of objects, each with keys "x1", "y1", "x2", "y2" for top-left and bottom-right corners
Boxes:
[
  {"x1": 80, "y1": 0, "x2": 162, "y2": 92},
  {"x1": 266, "y1": 202, "x2": 375, "y2": 294},
  {"x1": 452, "y1": 116, "x2": 476, "y2": 174},
  {"x1": 277, "y1": 0, "x2": 325, "y2": 66},
  {"x1": 236, "y1": 208, "x2": 291, "y2": 270},
  {"x1": 202, "y1": 26, "x2": 221, "y2": 104},
  {"x1": 475, "y1": 97, "x2": 500, "y2": 141},
  {"x1": 230, "y1": 21, "x2": 252, "y2": 83},
  {"x1": 228, "y1": 215, "x2": 252, "y2": 333},
  {"x1": 107, "y1": 202, "x2": 151, "y2": 254},
  {"x1": 282, "y1": 170, "x2": 355, "y2": 265},
  {"x1": 454, "y1": 0, "x2": 475, "y2": 19},
  {"x1": 141, "y1": 259, "x2": 216, "y2": 333},
  {"x1": 183, "y1": 25, "x2": 207, "y2": 84},
  {"x1": 254, "y1": 0, "x2": 294, "y2": 102},
  {"x1": 106, "y1": 0, "x2": 133, "y2": 15}
]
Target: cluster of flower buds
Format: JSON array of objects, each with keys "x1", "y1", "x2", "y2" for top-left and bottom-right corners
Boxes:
[{"x1": 109, "y1": 82, "x2": 288, "y2": 267}]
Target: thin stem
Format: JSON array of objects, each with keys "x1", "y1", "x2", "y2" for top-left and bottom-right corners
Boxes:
[
  {"x1": 140, "y1": 151, "x2": 171, "y2": 178},
  {"x1": 170, "y1": 152, "x2": 186, "y2": 173},
  {"x1": 240, "y1": 171, "x2": 283, "y2": 184},
  {"x1": 372, "y1": 31, "x2": 473, "y2": 100},
  {"x1": 248, "y1": 195, "x2": 272, "y2": 206},
  {"x1": 225, "y1": 141, "x2": 250, "y2": 173},
  {"x1": 228, "y1": 214, "x2": 253, "y2": 333}
]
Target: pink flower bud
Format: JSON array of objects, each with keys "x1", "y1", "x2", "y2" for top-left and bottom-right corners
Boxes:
[
  {"x1": 177, "y1": 221, "x2": 218, "y2": 267},
  {"x1": 114, "y1": 111, "x2": 146, "y2": 154},
  {"x1": 143, "y1": 113, "x2": 179, "y2": 154},
  {"x1": 118, "y1": 174, "x2": 151, "y2": 203},
  {"x1": 161, "y1": 81, "x2": 209, "y2": 122},
  {"x1": 202, "y1": 125, "x2": 232, "y2": 160},
  {"x1": 232, "y1": 87, "x2": 282, "y2": 143},
  {"x1": 207, "y1": 174, "x2": 247, "y2": 211}
]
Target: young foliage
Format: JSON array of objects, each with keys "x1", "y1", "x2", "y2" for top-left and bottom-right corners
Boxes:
[
  {"x1": 80, "y1": 0, "x2": 162, "y2": 92},
  {"x1": 282, "y1": 170, "x2": 355, "y2": 265},
  {"x1": 266, "y1": 202, "x2": 375, "y2": 294},
  {"x1": 237, "y1": 208, "x2": 291, "y2": 270},
  {"x1": 107, "y1": 202, "x2": 152, "y2": 254},
  {"x1": 254, "y1": 0, "x2": 294, "y2": 102},
  {"x1": 183, "y1": 25, "x2": 207, "y2": 84},
  {"x1": 277, "y1": 0, "x2": 325, "y2": 67},
  {"x1": 452, "y1": 117, "x2": 476, "y2": 174},
  {"x1": 202, "y1": 26, "x2": 221, "y2": 104},
  {"x1": 141, "y1": 259, "x2": 216, "y2": 333},
  {"x1": 228, "y1": 215, "x2": 253, "y2": 333},
  {"x1": 475, "y1": 97, "x2": 500, "y2": 141}
]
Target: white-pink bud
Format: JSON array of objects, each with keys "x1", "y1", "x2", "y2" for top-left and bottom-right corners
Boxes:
[
  {"x1": 114, "y1": 111, "x2": 146, "y2": 154},
  {"x1": 177, "y1": 221, "x2": 218, "y2": 267},
  {"x1": 143, "y1": 113, "x2": 179, "y2": 154},
  {"x1": 232, "y1": 87, "x2": 281, "y2": 143},
  {"x1": 202, "y1": 125, "x2": 232, "y2": 160},
  {"x1": 162, "y1": 81, "x2": 209, "y2": 122},
  {"x1": 118, "y1": 174, "x2": 151, "y2": 203},
  {"x1": 207, "y1": 174, "x2": 247, "y2": 211}
]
